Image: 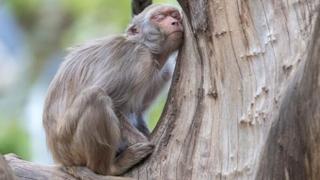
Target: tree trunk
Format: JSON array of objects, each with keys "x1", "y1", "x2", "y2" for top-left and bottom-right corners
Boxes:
[
  {"x1": 131, "y1": 0, "x2": 152, "y2": 16},
  {"x1": 2, "y1": 0, "x2": 320, "y2": 180},
  {"x1": 256, "y1": 7, "x2": 320, "y2": 179},
  {"x1": 126, "y1": 0, "x2": 320, "y2": 179}
]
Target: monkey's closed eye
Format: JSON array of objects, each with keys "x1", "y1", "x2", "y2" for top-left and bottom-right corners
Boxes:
[
  {"x1": 152, "y1": 14, "x2": 166, "y2": 22},
  {"x1": 170, "y1": 11, "x2": 181, "y2": 20}
]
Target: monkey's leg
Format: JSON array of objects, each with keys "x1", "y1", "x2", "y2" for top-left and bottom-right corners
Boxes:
[
  {"x1": 63, "y1": 87, "x2": 121, "y2": 175},
  {"x1": 110, "y1": 113, "x2": 154, "y2": 175}
]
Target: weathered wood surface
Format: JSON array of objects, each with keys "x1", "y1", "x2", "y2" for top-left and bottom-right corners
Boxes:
[
  {"x1": 257, "y1": 11, "x2": 320, "y2": 180},
  {"x1": 3, "y1": 154, "x2": 133, "y2": 180},
  {"x1": 0, "y1": 154, "x2": 15, "y2": 180}
]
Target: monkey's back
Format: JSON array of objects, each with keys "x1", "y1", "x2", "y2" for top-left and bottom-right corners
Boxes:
[{"x1": 43, "y1": 36, "x2": 158, "y2": 152}]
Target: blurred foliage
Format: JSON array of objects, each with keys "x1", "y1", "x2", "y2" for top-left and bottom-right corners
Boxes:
[
  {"x1": 148, "y1": 96, "x2": 167, "y2": 130},
  {"x1": 5, "y1": 0, "x2": 42, "y2": 29},
  {"x1": 6, "y1": 0, "x2": 131, "y2": 32},
  {"x1": 0, "y1": 119, "x2": 30, "y2": 160}
]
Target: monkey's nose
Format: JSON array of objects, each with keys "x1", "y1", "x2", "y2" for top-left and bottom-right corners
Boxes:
[{"x1": 171, "y1": 21, "x2": 179, "y2": 26}]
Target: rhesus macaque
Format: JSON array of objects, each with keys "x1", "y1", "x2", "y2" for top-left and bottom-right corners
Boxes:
[{"x1": 43, "y1": 4, "x2": 183, "y2": 176}]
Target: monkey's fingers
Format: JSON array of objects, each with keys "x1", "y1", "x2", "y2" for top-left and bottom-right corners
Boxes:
[{"x1": 111, "y1": 142, "x2": 154, "y2": 175}]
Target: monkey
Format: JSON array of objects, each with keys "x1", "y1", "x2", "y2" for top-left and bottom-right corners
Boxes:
[{"x1": 43, "y1": 4, "x2": 183, "y2": 176}]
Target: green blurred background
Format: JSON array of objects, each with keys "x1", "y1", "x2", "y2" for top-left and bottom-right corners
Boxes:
[{"x1": 0, "y1": 0, "x2": 177, "y2": 163}]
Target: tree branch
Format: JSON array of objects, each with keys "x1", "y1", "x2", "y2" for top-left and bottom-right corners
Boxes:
[
  {"x1": 4, "y1": 154, "x2": 133, "y2": 180},
  {"x1": 131, "y1": 0, "x2": 152, "y2": 16},
  {"x1": 0, "y1": 154, "x2": 15, "y2": 180}
]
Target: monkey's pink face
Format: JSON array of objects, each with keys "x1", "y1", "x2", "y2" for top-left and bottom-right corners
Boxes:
[
  {"x1": 150, "y1": 8, "x2": 183, "y2": 34},
  {"x1": 150, "y1": 7, "x2": 184, "y2": 46}
]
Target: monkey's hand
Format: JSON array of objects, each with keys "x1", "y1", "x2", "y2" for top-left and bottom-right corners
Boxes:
[{"x1": 111, "y1": 142, "x2": 154, "y2": 175}]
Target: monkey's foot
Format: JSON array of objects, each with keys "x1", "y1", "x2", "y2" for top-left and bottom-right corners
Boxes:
[
  {"x1": 125, "y1": 142, "x2": 154, "y2": 163},
  {"x1": 111, "y1": 142, "x2": 154, "y2": 175}
]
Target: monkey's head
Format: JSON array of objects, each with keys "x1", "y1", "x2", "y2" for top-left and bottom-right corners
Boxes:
[{"x1": 127, "y1": 4, "x2": 184, "y2": 55}]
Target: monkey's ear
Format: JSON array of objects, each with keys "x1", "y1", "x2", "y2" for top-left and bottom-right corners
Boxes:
[{"x1": 127, "y1": 24, "x2": 140, "y2": 36}]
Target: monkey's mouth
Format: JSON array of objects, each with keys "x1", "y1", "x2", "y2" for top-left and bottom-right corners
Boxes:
[
  {"x1": 168, "y1": 31, "x2": 183, "y2": 36},
  {"x1": 172, "y1": 29, "x2": 183, "y2": 33}
]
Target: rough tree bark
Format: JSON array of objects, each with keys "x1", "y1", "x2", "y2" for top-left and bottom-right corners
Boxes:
[
  {"x1": 0, "y1": 154, "x2": 14, "y2": 180},
  {"x1": 131, "y1": 0, "x2": 152, "y2": 16},
  {"x1": 2, "y1": 0, "x2": 320, "y2": 180},
  {"x1": 256, "y1": 8, "x2": 320, "y2": 179}
]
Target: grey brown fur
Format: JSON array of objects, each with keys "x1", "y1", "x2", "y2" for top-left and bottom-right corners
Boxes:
[{"x1": 43, "y1": 4, "x2": 183, "y2": 176}]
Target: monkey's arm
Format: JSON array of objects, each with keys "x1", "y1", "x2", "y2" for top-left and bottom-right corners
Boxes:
[
  {"x1": 142, "y1": 60, "x2": 173, "y2": 110},
  {"x1": 135, "y1": 114, "x2": 150, "y2": 136},
  {"x1": 135, "y1": 58, "x2": 174, "y2": 136},
  {"x1": 118, "y1": 112, "x2": 149, "y2": 143}
]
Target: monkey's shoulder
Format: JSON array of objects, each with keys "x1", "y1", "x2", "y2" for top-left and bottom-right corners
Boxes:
[
  {"x1": 67, "y1": 36, "x2": 143, "y2": 54},
  {"x1": 66, "y1": 36, "x2": 128, "y2": 57},
  {"x1": 66, "y1": 36, "x2": 153, "y2": 63}
]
